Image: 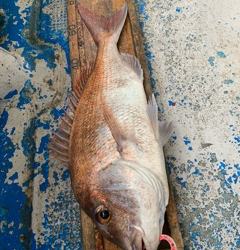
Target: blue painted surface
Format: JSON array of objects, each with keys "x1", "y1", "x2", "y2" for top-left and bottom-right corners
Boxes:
[{"x1": 0, "y1": 0, "x2": 80, "y2": 249}]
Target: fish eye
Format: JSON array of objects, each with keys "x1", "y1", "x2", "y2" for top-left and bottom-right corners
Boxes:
[{"x1": 95, "y1": 205, "x2": 111, "y2": 224}]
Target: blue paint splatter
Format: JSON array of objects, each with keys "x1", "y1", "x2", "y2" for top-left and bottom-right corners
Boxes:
[
  {"x1": 62, "y1": 169, "x2": 70, "y2": 181},
  {"x1": 217, "y1": 51, "x2": 226, "y2": 58},
  {"x1": 219, "y1": 161, "x2": 226, "y2": 170},
  {"x1": 176, "y1": 177, "x2": 187, "y2": 188},
  {"x1": 176, "y1": 8, "x2": 181, "y2": 13},
  {"x1": 233, "y1": 136, "x2": 240, "y2": 143},
  {"x1": 136, "y1": 0, "x2": 149, "y2": 20},
  {"x1": 168, "y1": 100, "x2": 176, "y2": 106},
  {"x1": 224, "y1": 79, "x2": 234, "y2": 84},
  {"x1": 184, "y1": 140, "x2": 191, "y2": 145},
  {"x1": 10, "y1": 127, "x2": 16, "y2": 135},
  {"x1": 208, "y1": 57, "x2": 215, "y2": 67},
  {"x1": 192, "y1": 168, "x2": 203, "y2": 176}
]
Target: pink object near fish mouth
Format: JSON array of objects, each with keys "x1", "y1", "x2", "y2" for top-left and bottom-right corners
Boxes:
[
  {"x1": 159, "y1": 234, "x2": 178, "y2": 250},
  {"x1": 139, "y1": 234, "x2": 178, "y2": 250}
]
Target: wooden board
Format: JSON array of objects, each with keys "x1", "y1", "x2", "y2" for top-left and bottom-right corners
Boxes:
[{"x1": 66, "y1": 0, "x2": 184, "y2": 249}]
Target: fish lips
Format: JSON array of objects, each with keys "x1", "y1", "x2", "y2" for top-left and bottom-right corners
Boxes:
[{"x1": 130, "y1": 226, "x2": 158, "y2": 250}]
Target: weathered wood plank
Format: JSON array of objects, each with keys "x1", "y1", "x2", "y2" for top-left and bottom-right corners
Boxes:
[
  {"x1": 66, "y1": 0, "x2": 81, "y2": 87},
  {"x1": 166, "y1": 184, "x2": 184, "y2": 250},
  {"x1": 80, "y1": 210, "x2": 96, "y2": 250},
  {"x1": 127, "y1": 0, "x2": 152, "y2": 100},
  {"x1": 66, "y1": 0, "x2": 184, "y2": 249}
]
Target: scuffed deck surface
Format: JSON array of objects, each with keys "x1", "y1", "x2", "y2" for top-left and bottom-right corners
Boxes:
[
  {"x1": 135, "y1": 0, "x2": 240, "y2": 249},
  {"x1": 0, "y1": 0, "x2": 81, "y2": 249},
  {"x1": 0, "y1": 0, "x2": 239, "y2": 250}
]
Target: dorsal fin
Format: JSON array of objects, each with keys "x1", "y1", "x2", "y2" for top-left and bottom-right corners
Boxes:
[
  {"x1": 121, "y1": 53, "x2": 143, "y2": 80},
  {"x1": 49, "y1": 63, "x2": 94, "y2": 165}
]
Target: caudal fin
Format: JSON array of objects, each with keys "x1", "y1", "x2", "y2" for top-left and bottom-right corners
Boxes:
[{"x1": 78, "y1": 4, "x2": 127, "y2": 45}]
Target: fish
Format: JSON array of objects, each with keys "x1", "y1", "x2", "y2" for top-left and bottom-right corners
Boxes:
[{"x1": 49, "y1": 3, "x2": 173, "y2": 250}]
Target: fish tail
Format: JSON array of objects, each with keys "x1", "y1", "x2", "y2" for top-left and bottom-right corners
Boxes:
[{"x1": 78, "y1": 3, "x2": 127, "y2": 45}]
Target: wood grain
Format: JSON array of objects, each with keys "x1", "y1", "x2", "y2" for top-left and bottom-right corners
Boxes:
[{"x1": 66, "y1": 0, "x2": 184, "y2": 249}]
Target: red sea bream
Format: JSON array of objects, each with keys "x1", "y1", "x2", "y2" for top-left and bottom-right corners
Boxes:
[{"x1": 50, "y1": 4, "x2": 173, "y2": 250}]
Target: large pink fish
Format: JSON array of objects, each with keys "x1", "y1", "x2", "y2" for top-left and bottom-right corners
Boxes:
[{"x1": 50, "y1": 3, "x2": 173, "y2": 250}]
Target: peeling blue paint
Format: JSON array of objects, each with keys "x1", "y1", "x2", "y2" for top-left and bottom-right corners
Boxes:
[
  {"x1": 0, "y1": 110, "x2": 15, "y2": 168},
  {"x1": 50, "y1": 108, "x2": 65, "y2": 121},
  {"x1": 0, "y1": 0, "x2": 75, "y2": 248},
  {"x1": 36, "y1": 119, "x2": 51, "y2": 130},
  {"x1": 17, "y1": 80, "x2": 36, "y2": 110},
  {"x1": 0, "y1": 109, "x2": 32, "y2": 250},
  {"x1": 4, "y1": 89, "x2": 18, "y2": 100},
  {"x1": 21, "y1": 118, "x2": 36, "y2": 157},
  {"x1": 37, "y1": 135, "x2": 50, "y2": 154}
]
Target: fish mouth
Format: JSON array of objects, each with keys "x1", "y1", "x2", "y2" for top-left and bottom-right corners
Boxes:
[
  {"x1": 130, "y1": 226, "x2": 149, "y2": 250},
  {"x1": 131, "y1": 237, "x2": 147, "y2": 250},
  {"x1": 142, "y1": 239, "x2": 147, "y2": 250}
]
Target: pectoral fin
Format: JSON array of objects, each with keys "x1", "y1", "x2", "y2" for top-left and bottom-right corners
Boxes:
[
  {"x1": 147, "y1": 93, "x2": 174, "y2": 146},
  {"x1": 147, "y1": 93, "x2": 159, "y2": 140},
  {"x1": 103, "y1": 104, "x2": 126, "y2": 153},
  {"x1": 158, "y1": 121, "x2": 174, "y2": 146}
]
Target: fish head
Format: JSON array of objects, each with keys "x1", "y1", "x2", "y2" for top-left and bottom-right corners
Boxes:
[{"x1": 83, "y1": 162, "x2": 165, "y2": 250}]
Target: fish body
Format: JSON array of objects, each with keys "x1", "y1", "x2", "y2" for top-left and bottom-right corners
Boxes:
[{"x1": 50, "y1": 4, "x2": 173, "y2": 250}]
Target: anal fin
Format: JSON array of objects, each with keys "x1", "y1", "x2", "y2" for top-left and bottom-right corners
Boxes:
[
  {"x1": 147, "y1": 93, "x2": 159, "y2": 139},
  {"x1": 121, "y1": 53, "x2": 143, "y2": 80}
]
